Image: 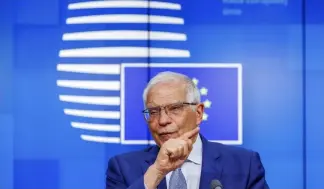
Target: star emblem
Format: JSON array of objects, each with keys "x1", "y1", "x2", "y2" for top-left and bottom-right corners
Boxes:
[
  {"x1": 200, "y1": 87, "x2": 208, "y2": 95},
  {"x1": 204, "y1": 99, "x2": 212, "y2": 108},
  {"x1": 192, "y1": 78, "x2": 199, "y2": 86},
  {"x1": 202, "y1": 113, "x2": 208, "y2": 121}
]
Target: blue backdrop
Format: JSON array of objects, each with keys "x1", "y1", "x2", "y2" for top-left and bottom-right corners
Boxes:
[{"x1": 0, "y1": 0, "x2": 323, "y2": 188}]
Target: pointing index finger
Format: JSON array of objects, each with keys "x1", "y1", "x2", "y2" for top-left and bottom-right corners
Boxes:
[{"x1": 180, "y1": 127, "x2": 200, "y2": 140}]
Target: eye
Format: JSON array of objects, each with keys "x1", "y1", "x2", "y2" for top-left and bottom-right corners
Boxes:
[
  {"x1": 148, "y1": 108, "x2": 160, "y2": 115},
  {"x1": 150, "y1": 111, "x2": 158, "y2": 115},
  {"x1": 168, "y1": 104, "x2": 183, "y2": 112}
]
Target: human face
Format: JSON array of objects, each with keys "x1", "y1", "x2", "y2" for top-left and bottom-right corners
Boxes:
[{"x1": 144, "y1": 81, "x2": 204, "y2": 146}]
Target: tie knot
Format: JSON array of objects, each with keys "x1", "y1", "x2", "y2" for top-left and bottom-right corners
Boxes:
[{"x1": 176, "y1": 167, "x2": 185, "y2": 173}]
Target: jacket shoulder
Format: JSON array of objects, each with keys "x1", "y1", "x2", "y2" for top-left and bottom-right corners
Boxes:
[
  {"x1": 108, "y1": 145, "x2": 156, "y2": 162},
  {"x1": 209, "y1": 142, "x2": 256, "y2": 158}
]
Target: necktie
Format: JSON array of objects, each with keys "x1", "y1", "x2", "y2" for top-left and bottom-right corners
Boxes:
[{"x1": 169, "y1": 168, "x2": 187, "y2": 189}]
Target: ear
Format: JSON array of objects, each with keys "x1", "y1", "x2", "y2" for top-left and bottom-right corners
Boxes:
[{"x1": 196, "y1": 103, "x2": 205, "y2": 125}]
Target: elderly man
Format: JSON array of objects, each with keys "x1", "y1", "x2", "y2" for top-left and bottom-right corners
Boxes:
[{"x1": 106, "y1": 71, "x2": 269, "y2": 189}]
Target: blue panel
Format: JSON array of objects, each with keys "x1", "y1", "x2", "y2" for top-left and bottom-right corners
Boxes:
[
  {"x1": 13, "y1": 69, "x2": 107, "y2": 159},
  {"x1": 241, "y1": 68, "x2": 303, "y2": 189},
  {"x1": 286, "y1": 25, "x2": 304, "y2": 71},
  {"x1": 14, "y1": 159, "x2": 59, "y2": 189},
  {"x1": 305, "y1": 26, "x2": 324, "y2": 71},
  {"x1": 306, "y1": 1, "x2": 324, "y2": 24},
  {"x1": 122, "y1": 66, "x2": 150, "y2": 141},
  {"x1": 14, "y1": 28, "x2": 61, "y2": 70},
  {"x1": 0, "y1": 0, "x2": 14, "y2": 188},
  {"x1": 15, "y1": 0, "x2": 59, "y2": 25},
  {"x1": 305, "y1": 1, "x2": 324, "y2": 188},
  {"x1": 60, "y1": 159, "x2": 106, "y2": 189},
  {"x1": 0, "y1": 115, "x2": 14, "y2": 189},
  {"x1": 0, "y1": 0, "x2": 13, "y2": 114},
  {"x1": 306, "y1": 72, "x2": 324, "y2": 189},
  {"x1": 178, "y1": 0, "x2": 300, "y2": 24}
]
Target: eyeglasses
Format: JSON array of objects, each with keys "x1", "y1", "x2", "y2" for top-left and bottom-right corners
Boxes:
[{"x1": 142, "y1": 102, "x2": 197, "y2": 121}]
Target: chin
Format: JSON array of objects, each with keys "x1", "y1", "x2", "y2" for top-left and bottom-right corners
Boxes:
[{"x1": 158, "y1": 133, "x2": 177, "y2": 144}]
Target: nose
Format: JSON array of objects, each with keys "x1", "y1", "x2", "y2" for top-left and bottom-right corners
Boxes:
[{"x1": 158, "y1": 108, "x2": 172, "y2": 126}]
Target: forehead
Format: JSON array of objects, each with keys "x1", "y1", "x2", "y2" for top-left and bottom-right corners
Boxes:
[{"x1": 146, "y1": 81, "x2": 187, "y2": 106}]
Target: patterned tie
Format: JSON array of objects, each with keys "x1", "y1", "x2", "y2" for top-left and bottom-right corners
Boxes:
[{"x1": 169, "y1": 168, "x2": 187, "y2": 189}]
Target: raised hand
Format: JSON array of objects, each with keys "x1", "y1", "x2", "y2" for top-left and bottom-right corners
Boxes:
[
  {"x1": 154, "y1": 127, "x2": 200, "y2": 175},
  {"x1": 144, "y1": 127, "x2": 200, "y2": 189}
]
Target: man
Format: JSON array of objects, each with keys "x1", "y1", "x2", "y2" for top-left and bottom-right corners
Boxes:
[{"x1": 106, "y1": 71, "x2": 269, "y2": 189}]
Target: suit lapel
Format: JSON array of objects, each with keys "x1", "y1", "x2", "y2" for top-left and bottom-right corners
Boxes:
[
  {"x1": 157, "y1": 178, "x2": 167, "y2": 189},
  {"x1": 199, "y1": 134, "x2": 223, "y2": 189},
  {"x1": 141, "y1": 145, "x2": 167, "y2": 189}
]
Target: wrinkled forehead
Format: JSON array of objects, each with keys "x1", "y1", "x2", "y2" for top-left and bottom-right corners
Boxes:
[{"x1": 146, "y1": 81, "x2": 187, "y2": 107}]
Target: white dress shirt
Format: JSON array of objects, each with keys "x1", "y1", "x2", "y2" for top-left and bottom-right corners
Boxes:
[
  {"x1": 165, "y1": 134, "x2": 202, "y2": 189},
  {"x1": 145, "y1": 135, "x2": 203, "y2": 189}
]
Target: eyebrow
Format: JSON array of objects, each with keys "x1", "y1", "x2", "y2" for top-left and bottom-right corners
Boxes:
[{"x1": 146, "y1": 101, "x2": 184, "y2": 108}]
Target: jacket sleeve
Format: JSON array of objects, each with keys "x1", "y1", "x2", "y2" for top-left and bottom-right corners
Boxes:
[
  {"x1": 247, "y1": 152, "x2": 270, "y2": 189},
  {"x1": 106, "y1": 156, "x2": 146, "y2": 189}
]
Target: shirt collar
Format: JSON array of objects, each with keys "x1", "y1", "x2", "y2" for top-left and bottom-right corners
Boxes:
[{"x1": 187, "y1": 134, "x2": 202, "y2": 165}]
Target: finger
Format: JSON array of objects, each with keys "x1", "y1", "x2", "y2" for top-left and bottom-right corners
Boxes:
[
  {"x1": 170, "y1": 150, "x2": 180, "y2": 160},
  {"x1": 170, "y1": 141, "x2": 185, "y2": 159},
  {"x1": 180, "y1": 127, "x2": 200, "y2": 140},
  {"x1": 166, "y1": 147, "x2": 177, "y2": 159},
  {"x1": 176, "y1": 146, "x2": 183, "y2": 159},
  {"x1": 179, "y1": 141, "x2": 187, "y2": 158},
  {"x1": 182, "y1": 142, "x2": 189, "y2": 159},
  {"x1": 186, "y1": 139, "x2": 193, "y2": 152}
]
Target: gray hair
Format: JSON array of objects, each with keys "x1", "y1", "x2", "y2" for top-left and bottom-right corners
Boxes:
[{"x1": 142, "y1": 71, "x2": 201, "y2": 107}]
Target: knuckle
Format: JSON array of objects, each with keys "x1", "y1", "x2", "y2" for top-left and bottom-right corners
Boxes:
[
  {"x1": 168, "y1": 139, "x2": 175, "y2": 144},
  {"x1": 184, "y1": 141, "x2": 190, "y2": 147},
  {"x1": 180, "y1": 139, "x2": 187, "y2": 145}
]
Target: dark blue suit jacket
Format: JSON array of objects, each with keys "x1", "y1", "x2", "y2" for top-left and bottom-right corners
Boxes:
[{"x1": 106, "y1": 134, "x2": 269, "y2": 189}]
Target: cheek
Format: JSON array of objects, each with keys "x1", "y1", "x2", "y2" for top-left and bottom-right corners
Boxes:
[
  {"x1": 148, "y1": 122, "x2": 158, "y2": 133},
  {"x1": 172, "y1": 117, "x2": 187, "y2": 132},
  {"x1": 177, "y1": 113, "x2": 196, "y2": 129}
]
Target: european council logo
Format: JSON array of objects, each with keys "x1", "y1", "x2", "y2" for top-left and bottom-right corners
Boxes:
[{"x1": 56, "y1": 0, "x2": 243, "y2": 145}]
